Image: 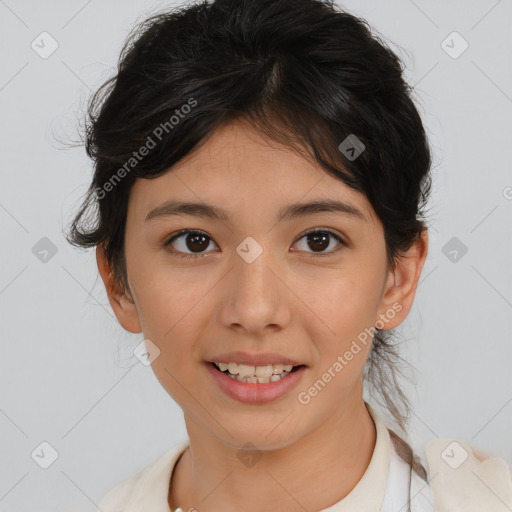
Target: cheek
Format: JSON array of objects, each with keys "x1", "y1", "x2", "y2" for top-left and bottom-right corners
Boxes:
[
  {"x1": 145, "y1": 286, "x2": 199, "y2": 353},
  {"x1": 303, "y1": 270, "x2": 382, "y2": 343},
  {"x1": 298, "y1": 269, "x2": 381, "y2": 390},
  {"x1": 129, "y1": 250, "x2": 193, "y2": 322}
]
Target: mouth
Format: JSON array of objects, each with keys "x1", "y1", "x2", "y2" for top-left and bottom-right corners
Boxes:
[{"x1": 209, "y1": 361, "x2": 305, "y2": 384}]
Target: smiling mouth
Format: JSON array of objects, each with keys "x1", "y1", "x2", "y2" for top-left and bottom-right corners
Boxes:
[{"x1": 209, "y1": 361, "x2": 304, "y2": 384}]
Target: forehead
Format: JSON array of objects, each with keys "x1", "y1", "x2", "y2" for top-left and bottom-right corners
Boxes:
[
  {"x1": 128, "y1": 120, "x2": 378, "y2": 226},
  {"x1": 171, "y1": 119, "x2": 328, "y2": 183}
]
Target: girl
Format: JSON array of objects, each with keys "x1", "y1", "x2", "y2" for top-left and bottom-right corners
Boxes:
[{"x1": 66, "y1": 0, "x2": 512, "y2": 510}]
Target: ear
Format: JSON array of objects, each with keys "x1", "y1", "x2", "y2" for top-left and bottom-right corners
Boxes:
[
  {"x1": 96, "y1": 244, "x2": 142, "y2": 333},
  {"x1": 376, "y1": 228, "x2": 429, "y2": 330}
]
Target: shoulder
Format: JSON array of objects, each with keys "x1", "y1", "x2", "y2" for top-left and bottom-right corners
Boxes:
[
  {"x1": 424, "y1": 437, "x2": 512, "y2": 511},
  {"x1": 97, "y1": 472, "x2": 140, "y2": 512},
  {"x1": 96, "y1": 440, "x2": 190, "y2": 512}
]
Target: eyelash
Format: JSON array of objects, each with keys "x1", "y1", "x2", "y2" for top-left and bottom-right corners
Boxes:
[{"x1": 163, "y1": 228, "x2": 346, "y2": 259}]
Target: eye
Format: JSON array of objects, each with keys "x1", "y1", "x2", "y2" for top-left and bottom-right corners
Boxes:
[
  {"x1": 164, "y1": 229, "x2": 218, "y2": 259},
  {"x1": 292, "y1": 228, "x2": 346, "y2": 257},
  {"x1": 164, "y1": 228, "x2": 346, "y2": 259}
]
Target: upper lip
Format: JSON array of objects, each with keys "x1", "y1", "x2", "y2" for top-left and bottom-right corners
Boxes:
[{"x1": 208, "y1": 351, "x2": 305, "y2": 367}]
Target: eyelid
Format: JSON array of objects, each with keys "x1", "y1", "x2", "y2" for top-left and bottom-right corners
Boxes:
[
  {"x1": 295, "y1": 227, "x2": 347, "y2": 246},
  {"x1": 292, "y1": 227, "x2": 347, "y2": 257},
  {"x1": 166, "y1": 229, "x2": 208, "y2": 244}
]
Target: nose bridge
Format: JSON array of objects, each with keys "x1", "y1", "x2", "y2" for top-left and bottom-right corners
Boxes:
[
  {"x1": 233, "y1": 235, "x2": 275, "y2": 299},
  {"x1": 221, "y1": 234, "x2": 288, "y2": 332}
]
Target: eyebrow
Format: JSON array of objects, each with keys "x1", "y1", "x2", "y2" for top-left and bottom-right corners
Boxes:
[{"x1": 145, "y1": 199, "x2": 366, "y2": 223}]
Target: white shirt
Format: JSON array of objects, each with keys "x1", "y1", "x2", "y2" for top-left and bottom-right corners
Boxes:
[{"x1": 97, "y1": 403, "x2": 512, "y2": 512}]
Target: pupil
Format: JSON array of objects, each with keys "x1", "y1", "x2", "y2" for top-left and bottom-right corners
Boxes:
[
  {"x1": 308, "y1": 232, "x2": 328, "y2": 252},
  {"x1": 187, "y1": 233, "x2": 209, "y2": 253}
]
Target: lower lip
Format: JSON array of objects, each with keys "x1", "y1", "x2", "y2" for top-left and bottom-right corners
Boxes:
[{"x1": 205, "y1": 362, "x2": 306, "y2": 404}]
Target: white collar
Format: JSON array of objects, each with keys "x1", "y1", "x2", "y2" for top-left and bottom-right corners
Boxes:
[{"x1": 118, "y1": 402, "x2": 413, "y2": 511}]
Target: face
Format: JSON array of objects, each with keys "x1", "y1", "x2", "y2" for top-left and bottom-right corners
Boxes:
[{"x1": 100, "y1": 119, "x2": 426, "y2": 450}]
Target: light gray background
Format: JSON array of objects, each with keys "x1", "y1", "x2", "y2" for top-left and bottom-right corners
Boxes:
[{"x1": 1, "y1": 0, "x2": 511, "y2": 510}]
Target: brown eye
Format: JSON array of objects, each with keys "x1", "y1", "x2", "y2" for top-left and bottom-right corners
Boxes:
[
  {"x1": 293, "y1": 229, "x2": 346, "y2": 257},
  {"x1": 165, "y1": 230, "x2": 217, "y2": 258}
]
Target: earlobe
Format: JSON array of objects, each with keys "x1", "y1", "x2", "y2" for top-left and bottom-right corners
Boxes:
[
  {"x1": 377, "y1": 228, "x2": 429, "y2": 330},
  {"x1": 95, "y1": 244, "x2": 143, "y2": 334}
]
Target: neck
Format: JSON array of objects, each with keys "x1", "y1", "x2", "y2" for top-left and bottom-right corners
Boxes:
[{"x1": 169, "y1": 398, "x2": 376, "y2": 512}]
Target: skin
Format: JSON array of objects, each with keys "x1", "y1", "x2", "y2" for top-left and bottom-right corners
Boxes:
[{"x1": 97, "y1": 119, "x2": 428, "y2": 512}]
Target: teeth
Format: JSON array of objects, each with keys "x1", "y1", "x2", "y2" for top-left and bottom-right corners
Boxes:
[
  {"x1": 255, "y1": 365, "x2": 273, "y2": 378},
  {"x1": 214, "y1": 361, "x2": 299, "y2": 382},
  {"x1": 238, "y1": 364, "x2": 255, "y2": 378},
  {"x1": 272, "y1": 364, "x2": 284, "y2": 374},
  {"x1": 226, "y1": 372, "x2": 289, "y2": 383}
]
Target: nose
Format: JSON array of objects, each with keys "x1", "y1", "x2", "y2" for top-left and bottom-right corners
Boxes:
[{"x1": 218, "y1": 241, "x2": 292, "y2": 335}]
